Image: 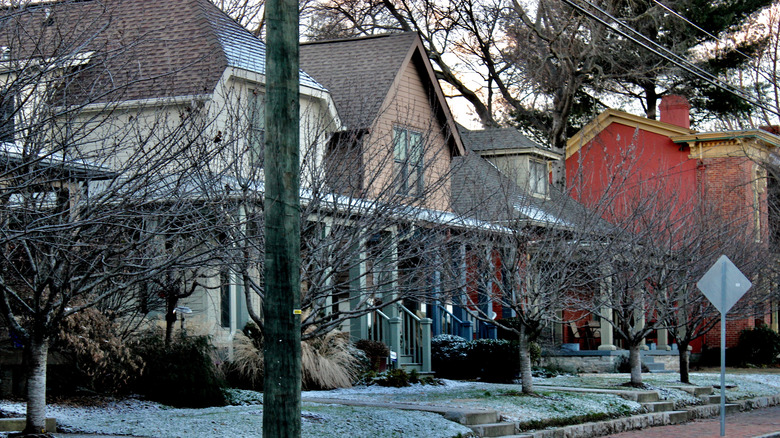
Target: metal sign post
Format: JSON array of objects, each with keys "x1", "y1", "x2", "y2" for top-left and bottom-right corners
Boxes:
[{"x1": 697, "y1": 255, "x2": 752, "y2": 437}]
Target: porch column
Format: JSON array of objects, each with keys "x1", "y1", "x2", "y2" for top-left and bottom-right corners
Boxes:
[
  {"x1": 421, "y1": 318, "x2": 432, "y2": 373},
  {"x1": 598, "y1": 269, "x2": 617, "y2": 351},
  {"x1": 388, "y1": 317, "x2": 402, "y2": 369},
  {"x1": 349, "y1": 234, "x2": 369, "y2": 340},
  {"x1": 637, "y1": 312, "x2": 649, "y2": 350},
  {"x1": 322, "y1": 219, "x2": 334, "y2": 317},
  {"x1": 772, "y1": 301, "x2": 779, "y2": 332},
  {"x1": 656, "y1": 328, "x2": 671, "y2": 351},
  {"x1": 554, "y1": 310, "x2": 563, "y2": 344},
  {"x1": 598, "y1": 307, "x2": 617, "y2": 351}
]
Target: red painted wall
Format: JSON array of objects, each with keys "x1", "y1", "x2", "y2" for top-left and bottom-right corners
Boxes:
[{"x1": 565, "y1": 108, "x2": 768, "y2": 353}]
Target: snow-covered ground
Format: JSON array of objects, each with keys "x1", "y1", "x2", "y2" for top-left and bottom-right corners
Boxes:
[
  {"x1": 0, "y1": 395, "x2": 472, "y2": 438},
  {"x1": 1, "y1": 373, "x2": 779, "y2": 437}
]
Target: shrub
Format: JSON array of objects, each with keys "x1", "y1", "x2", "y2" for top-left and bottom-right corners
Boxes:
[
  {"x1": 51, "y1": 308, "x2": 144, "y2": 395},
  {"x1": 228, "y1": 329, "x2": 363, "y2": 390},
  {"x1": 467, "y1": 339, "x2": 520, "y2": 382},
  {"x1": 431, "y1": 334, "x2": 469, "y2": 379},
  {"x1": 131, "y1": 331, "x2": 226, "y2": 408},
  {"x1": 375, "y1": 368, "x2": 410, "y2": 387},
  {"x1": 355, "y1": 339, "x2": 390, "y2": 371},
  {"x1": 302, "y1": 331, "x2": 362, "y2": 389},
  {"x1": 736, "y1": 325, "x2": 780, "y2": 366},
  {"x1": 224, "y1": 332, "x2": 264, "y2": 390}
]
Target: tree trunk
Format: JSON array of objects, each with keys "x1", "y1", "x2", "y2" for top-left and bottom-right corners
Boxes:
[
  {"x1": 679, "y1": 341, "x2": 690, "y2": 384},
  {"x1": 24, "y1": 338, "x2": 48, "y2": 434},
  {"x1": 629, "y1": 343, "x2": 643, "y2": 386},
  {"x1": 165, "y1": 298, "x2": 178, "y2": 347},
  {"x1": 518, "y1": 328, "x2": 534, "y2": 394}
]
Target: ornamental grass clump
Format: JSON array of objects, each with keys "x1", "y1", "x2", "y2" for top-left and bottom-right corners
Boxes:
[{"x1": 227, "y1": 326, "x2": 363, "y2": 390}]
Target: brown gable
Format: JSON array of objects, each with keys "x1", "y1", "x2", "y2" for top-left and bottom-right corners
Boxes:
[
  {"x1": 300, "y1": 33, "x2": 417, "y2": 130},
  {"x1": 301, "y1": 32, "x2": 464, "y2": 157}
]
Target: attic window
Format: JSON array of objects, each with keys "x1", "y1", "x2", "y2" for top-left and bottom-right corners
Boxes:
[
  {"x1": 529, "y1": 159, "x2": 548, "y2": 197},
  {"x1": 393, "y1": 127, "x2": 424, "y2": 197}
]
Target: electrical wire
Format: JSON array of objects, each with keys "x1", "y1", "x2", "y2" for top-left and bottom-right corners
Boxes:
[
  {"x1": 560, "y1": 0, "x2": 780, "y2": 118},
  {"x1": 650, "y1": 0, "x2": 775, "y2": 85}
]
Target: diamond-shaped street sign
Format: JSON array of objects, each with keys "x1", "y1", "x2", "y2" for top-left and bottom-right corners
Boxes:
[{"x1": 697, "y1": 255, "x2": 752, "y2": 314}]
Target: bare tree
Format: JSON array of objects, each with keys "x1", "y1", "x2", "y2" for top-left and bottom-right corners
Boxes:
[
  {"x1": 0, "y1": 2, "x2": 240, "y2": 433},
  {"x1": 444, "y1": 148, "x2": 611, "y2": 393}
]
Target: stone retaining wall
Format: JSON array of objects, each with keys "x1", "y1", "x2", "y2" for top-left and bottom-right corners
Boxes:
[{"x1": 540, "y1": 350, "x2": 681, "y2": 373}]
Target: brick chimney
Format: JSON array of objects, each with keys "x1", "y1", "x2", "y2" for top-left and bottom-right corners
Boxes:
[{"x1": 659, "y1": 95, "x2": 690, "y2": 129}]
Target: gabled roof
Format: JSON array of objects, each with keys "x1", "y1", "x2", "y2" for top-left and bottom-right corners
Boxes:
[
  {"x1": 1, "y1": 0, "x2": 323, "y2": 104},
  {"x1": 459, "y1": 126, "x2": 561, "y2": 160},
  {"x1": 300, "y1": 32, "x2": 465, "y2": 156},
  {"x1": 566, "y1": 109, "x2": 693, "y2": 159}
]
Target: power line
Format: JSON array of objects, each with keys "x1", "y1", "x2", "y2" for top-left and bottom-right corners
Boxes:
[
  {"x1": 561, "y1": 0, "x2": 780, "y2": 118},
  {"x1": 651, "y1": 0, "x2": 774, "y2": 85}
]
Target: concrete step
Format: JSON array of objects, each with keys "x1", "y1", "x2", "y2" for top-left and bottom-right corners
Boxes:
[
  {"x1": 644, "y1": 362, "x2": 666, "y2": 372},
  {"x1": 444, "y1": 409, "x2": 499, "y2": 426},
  {"x1": 643, "y1": 401, "x2": 675, "y2": 412},
  {"x1": 634, "y1": 391, "x2": 661, "y2": 403},
  {"x1": 701, "y1": 394, "x2": 721, "y2": 404},
  {"x1": 668, "y1": 385, "x2": 713, "y2": 396},
  {"x1": 0, "y1": 418, "x2": 56, "y2": 433},
  {"x1": 668, "y1": 410, "x2": 690, "y2": 424},
  {"x1": 469, "y1": 421, "x2": 517, "y2": 437}
]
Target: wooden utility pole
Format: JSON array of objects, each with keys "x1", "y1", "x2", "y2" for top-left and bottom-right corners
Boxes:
[{"x1": 263, "y1": 0, "x2": 302, "y2": 436}]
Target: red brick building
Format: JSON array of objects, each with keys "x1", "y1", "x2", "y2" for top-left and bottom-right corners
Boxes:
[{"x1": 565, "y1": 95, "x2": 780, "y2": 352}]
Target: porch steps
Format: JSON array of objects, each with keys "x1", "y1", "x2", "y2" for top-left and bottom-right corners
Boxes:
[
  {"x1": 535, "y1": 385, "x2": 661, "y2": 403},
  {"x1": 641, "y1": 354, "x2": 673, "y2": 373},
  {"x1": 469, "y1": 421, "x2": 517, "y2": 437},
  {"x1": 642, "y1": 401, "x2": 675, "y2": 412},
  {"x1": 667, "y1": 385, "x2": 714, "y2": 396}
]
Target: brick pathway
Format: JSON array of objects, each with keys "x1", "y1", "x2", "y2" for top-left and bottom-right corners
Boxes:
[{"x1": 605, "y1": 404, "x2": 780, "y2": 438}]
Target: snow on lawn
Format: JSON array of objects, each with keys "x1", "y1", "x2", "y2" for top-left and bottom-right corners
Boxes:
[
  {"x1": 0, "y1": 395, "x2": 472, "y2": 438},
  {"x1": 304, "y1": 380, "x2": 642, "y2": 423},
  {"x1": 539, "y1": 372, "x2": 780, "y2": 404}
]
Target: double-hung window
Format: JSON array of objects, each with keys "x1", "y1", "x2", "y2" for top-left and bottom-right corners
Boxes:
[
  {"x1": 393, "y1": 127, "x2": 424, "y2": 197},
  {"x1": 248, "y1": 90, "x2": 265, "y2": 166},
  {"x1": 529, "y1": 159, "x2": 548, "y2": 197}
]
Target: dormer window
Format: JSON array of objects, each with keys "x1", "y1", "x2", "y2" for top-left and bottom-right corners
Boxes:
[{"x1": 529, "y1": 159, "x2": 548, "y2": 197}]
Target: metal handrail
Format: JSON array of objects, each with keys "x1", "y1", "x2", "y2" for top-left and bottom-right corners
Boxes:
[
  {"x1": 374, "y1": 308, "x2": 390, "y2": 321},
  {"x1": 398, "y1": 303, "x2": 421, "y2": 322},
  {"x1": 437, "y1": 304, "x2": 463, "y2": 324}
]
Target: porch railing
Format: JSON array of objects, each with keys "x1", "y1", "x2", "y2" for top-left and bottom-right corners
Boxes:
[
  {"x1": 368, "y1": 308, "x2": 390, "y2": 344},
  {"x1": 437, "y1": 304, "x2": 473, "y2": 340},
  {"x1": 399, "y1": 304, "x2": 423, "y2": 365},
  {"x1": 367, "y1": 304, "x2": 431, "y2": 373}
]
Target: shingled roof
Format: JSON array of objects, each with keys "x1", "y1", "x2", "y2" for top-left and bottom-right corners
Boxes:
[
  {"x1": 300, "y1": 33, "x2": 417, "y2": 130},
  {"x1": 451, "y1": 152, "x2": 607, "y2": 231},
  {"x1": 459, "y1": 126, "x2": 560, "y2": 161},
  {"x1": 300, "y1": 32, "x2": 465, "y2": 156},
  {"x1": 0, "y1": 0, "x2": 322, "y2": 104}
]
